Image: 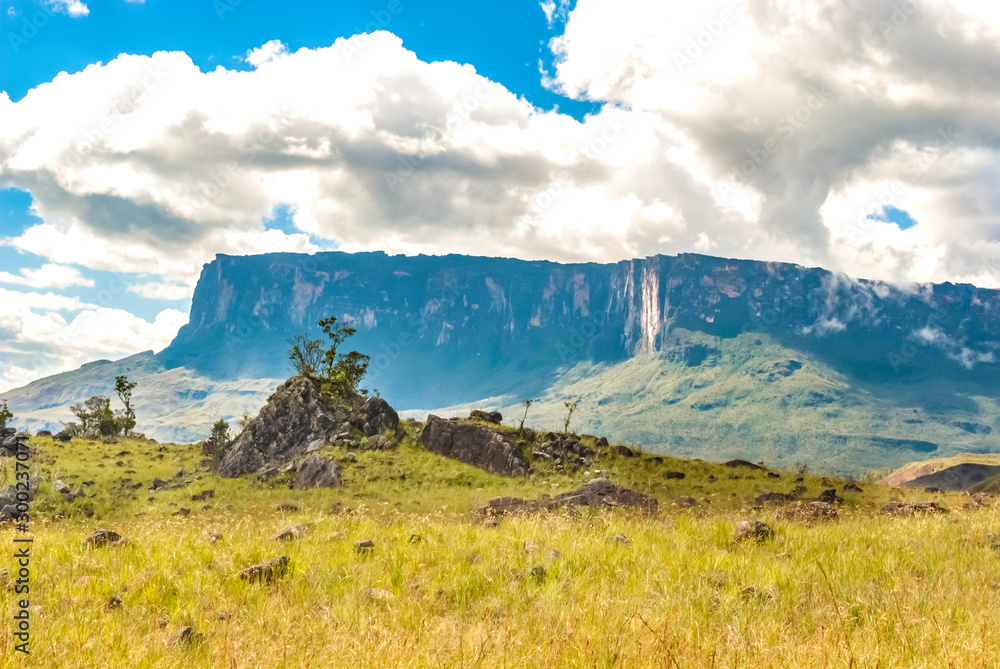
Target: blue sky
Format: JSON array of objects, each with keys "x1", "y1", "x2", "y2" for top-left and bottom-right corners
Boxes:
[{"x1": 1, "y1": 0, "x2": 999, "y2": 392}]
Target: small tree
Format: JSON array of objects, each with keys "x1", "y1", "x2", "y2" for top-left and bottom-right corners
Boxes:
[
  {"x1": 71, "y1": 396, "x2": 108, "y2": 437},
  {"x1": 97, "y1": 398, "x2": 119, "y2": 439},
  {"x1": 563, "y1": 401, "x2": 578, "y2": 433},
  {"x1": 0, "y1": 400, "x2": 12, "y2": 430},
  {"x1": 287, "y1": 316, "x2": 371, "y2": 400},
  {"x1": 115, "y1": 375, "x2": 137, "y2": 436},
  {"x1": 517, "y1": 399, "x2": 534, "y2": 434},
  {"x1": 203, "y1": 419, "x2": 230, "y2": 463},
  {"x1": 287, "y1": 334, "x2": 324, "y2": 377}
]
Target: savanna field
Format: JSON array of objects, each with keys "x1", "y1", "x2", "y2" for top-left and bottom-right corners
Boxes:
[{"x1": 2, "y1": 428, "x2": 999, "y2": 668}]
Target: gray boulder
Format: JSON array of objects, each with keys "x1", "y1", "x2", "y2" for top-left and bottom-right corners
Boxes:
[
  {"x1": 421, "y1": 415, "x2": 528, "y2": 477},
  {"x1": 360, "y1": 435, "x2": 394, "y2": 451},
  {"x1": 291, "y1": 456, "x2": 341, "y2": 489},
  {"x1": 363, "y1": 396, "x2": 399, "y2": 435},
  {"x1": 218, "y1": 376, "x2": 348, "y2": 477}
]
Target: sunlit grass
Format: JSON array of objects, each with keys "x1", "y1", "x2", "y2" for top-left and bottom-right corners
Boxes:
[{"x1": 1, "y1": 434, "x2": 996, "y2": 667}]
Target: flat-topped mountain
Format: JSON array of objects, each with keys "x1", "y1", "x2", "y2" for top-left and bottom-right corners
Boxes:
[{"x1": 4, "y1": 250, "x2": 999, "y2": 473}]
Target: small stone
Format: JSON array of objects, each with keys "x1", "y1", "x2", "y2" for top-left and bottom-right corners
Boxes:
[
  {"x1": 524, "y1": 539, "x2": 540, "y2": 553},
  {"x1": 276, "y1": 503, "x2": 299, "y2": 512},
  {"x1": 367, "y1": 587, "x2": 394, "y2": 601},
  {"x1": 205, "y1": 531, "x2": 222, "y2": 543},
  {"x1": 273, "y1": 525, "x2": 308, "y2": 541},
  {"x1": 85, "y1": 529, "x2": 126, "y2": 548},
  {"x1": 166, "y1": 626, "x2": 202, "y2": 646},
  {"x1": 611, "y1": 534, "x2": 630, "y2": 546},
  {"x1": 238, "y1": 556, "x2": 289, "y2": 583},
  {"x1": 172, "y1": 508, "x2": 191, "y2": 517},
  {"x1": 466, "y1": 553, "x2": 482, "y2": 564},
  {"x1": 344, "y1": 452, "x2": 358, "y2": 463},
  {"x1": 107, "y1": 595, "x2": 123, "y2": 609},
  {"x1": 217, "y1": 611, "x2": 231, "y2": 621},
  {"x1": 409, "y1": 534, "x2": 421, "y2": 544},
  {"x1": 735, "y1": 520, "x2": 772, "y2": 542},
  {"x1": 354, "y1": 539, "x2": 374, "y2": 554},
  {"x1": 544, "y1": 549, "x2": 563, "y2": 561},
  {"x1": 674, "y1": 496, "x2": 698, "y2": 508},
  {"x1": 519, "y1": 564, "x2": 547, "y2": 581},
  {"x1": 482, "y1": 518, "x2": 499, "y2": 529}
]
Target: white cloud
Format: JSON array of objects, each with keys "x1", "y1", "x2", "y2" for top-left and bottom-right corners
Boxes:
[
  {"x1": 0, "y1": 286, "x2": 96, "y2": 312},
  {"x1": 0, "y1": 12, "x2": 999, "y2": 307},
  {"x1": 0, "y1": 304, "x2": 187, "y2": 392},
  {"x1": 0, "y1": 263, "x2": 94, "y2": 289},
  {"x1": 126, "y1": 280, "x2": 195, "y2": 301},
  {"x1": 48, "y1": 0, "x2": 88, "y2": 16},
  {"x1": 246, "y1": 39, "x2": 289, "y2": 67}
]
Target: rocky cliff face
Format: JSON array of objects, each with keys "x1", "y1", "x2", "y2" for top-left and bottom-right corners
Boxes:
[
  {"x1": 6, "y1": 250, "x2": 1000, "y2": 470},
  {"x1": 161, "y1": 251, "x2": 1000, "y2": 406}
]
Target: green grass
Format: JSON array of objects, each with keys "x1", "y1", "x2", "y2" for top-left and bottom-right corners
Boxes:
[{"x1": 1, "y1": 430, "x2": 997, "y2": 667}]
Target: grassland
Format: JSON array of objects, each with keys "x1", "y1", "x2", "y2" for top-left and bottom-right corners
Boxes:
[{"x1": 1, "y1": 428, "x2": 998, "y2": 668}]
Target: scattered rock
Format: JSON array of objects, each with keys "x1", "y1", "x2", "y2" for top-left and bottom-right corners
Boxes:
[
  {"x1": 354, "y1": 539, "x2": 374, "y2": 554},
  {"x1": 53, "y1": 432, "x2": 72, "y2": 442},
  {"x1": 519, "y1": 565, "x2": 547, "y2": 581},
  {"x1": 106, "y1": 595, "x2": 123, "y2": 609},
  {"x1": 85, "y1": 529, "x2": 126, "y2": 548},
  {"x1": 273, "y1": 525, "x2": 308, "y2": 541},
  {"x1": 782, "y1": 501, "x2": 838, "y2": 521},
  {"x1": 470, "y1": 410, "x2": 503, "y2": 424},
  {"x1": 923, "y1": 487, "x2": 944, "y2": 494},
  {"x1": 843, "y1": 482, "x2": 863, "y2": 492},
  {"x1": 524, "y1": 539, "x2": 540, "y2": 553},
  {"x1": 595, "y1": 437, "x2": 609, "y2": 448},
  {"x1": 545, "y1": 549, "x2": 563, "y2": 560},
  {"x1": 754, "y1": 492, "x2": 794, "y2": 506},
  {"x1": 191, "y1": 489, "x2": 215, "y2": 501},
  {"x1": 767, "y1": 472, "x2": 781, "y2": 479},
  {"x1": 664, "y1": 471, "x2": 686, "y2": 480},
  {"x1": 172, "y1": 508, "x2": 191, "y2": 517},
  {"x1": 344, "y1": 452, "x2": 357, "y2": 463},
  {"x1": 880, "y1": 501, "x2": 949, "y2": 517},
  {"x1": 674, "y1": 496, "x2": 699, "y2": 508},
  {"x1": 725, "y1": 460, "x2": 766, "y2": 470},
  {"x1": 615, "y1": 445, "x2": 636, "y2": 458},
  {"x1": 816, "y1": 489, "x2": 843, "y2": 504},
  {"x1": 421, "y1": 415, "x2": 529, "y2": 476},
  {"x1": 367, "y1": 587, "x2": 395, "y2": 601},
  {"x1": 482, "y1": 518, "x2": 499, "y2": 529},
  {"x1": 409, "y1": 534, "x2": 421, "y2": 544},
  {"x1": 239, "y1": 556, "x2": 289, "y2": 583},
  {"x1": 204, "y1": 532, "x2": 222, "y2": 543},
  {"x1": 0, "y1": 505, "x2": 20, "y2": 521},
  {"x1": 611, "y1": 534, "x2": 630, "y2": 546},
  {"x1": 276, "y1": 503, "x2": 299, "y2": 512},
  {"x1": 292, "y1": 455, "x2": 342, "y2": 489},
  {"x1": 482, "y1": 479, "x2": 657, "y2": 516},
  {"x1": 360, "y1": 435, "x2": 394, "y2": 451},
  {"x1": 166, "y1": 626, "x2": 202, "y2": 646},
  {"x1": 735, "y1": 520, "x2": 772, "y2": 541},
  {"x1": 150, "y1": 478, "x2": 168, "y2": 491}
]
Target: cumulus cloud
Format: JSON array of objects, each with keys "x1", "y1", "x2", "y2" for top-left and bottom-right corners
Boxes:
[
  {"x1": 48, "y1": 0, "x2": 88, "y2": 16},
  {"x1": 0, "y1": 263, "x2": 94, "y2": 289},
  {"x1": 246, "y1": 39, "x2": 290, "y2": 67},
  {"x1": 1, "y1": 4, "x2": 1000, "y2": 310},
  {"x1": 0, "y1": 302, "x2": 187, "y2": 392},
  {"x1": 545, "y1": 0, "x2": 1000, "y2": 287}
]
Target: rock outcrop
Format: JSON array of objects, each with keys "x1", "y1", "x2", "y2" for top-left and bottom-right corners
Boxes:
[
  {"x1": 421, "y1": 415, "x2": 528, "y2": 477},
  {"x1": 218, "y1": 376, "x2": 399, "y2": 478},
  {"x1": 292, "y1": 456, "x2": 341, "y2": 489},
  {"x1": 0, "y1": 428, "x2": 26, "y2": 457}
]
